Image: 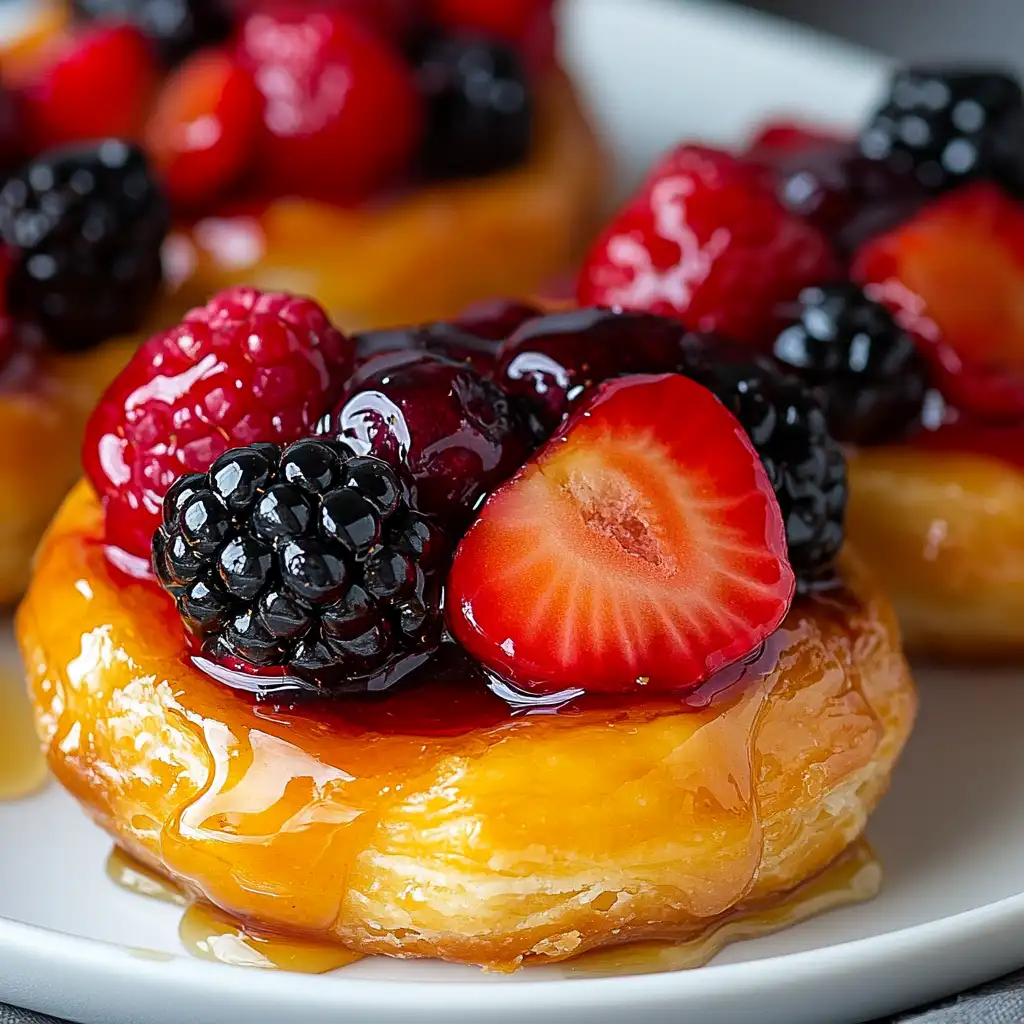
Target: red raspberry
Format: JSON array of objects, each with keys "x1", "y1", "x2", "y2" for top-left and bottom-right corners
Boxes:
[
  {"x1": 577, "y1": 145, "x2": 839, "y2": 346},
  {"x1": 83, "y1": 288, "x2": 353, "y2": 560},
  {"x1": 23, "y1": 24, "x2": 159, "y2": 152},
  {"x1": 146, "y1": 48, "x2": 263, "y2": 208},
  {"x1": 237, "y1": 7, "x2": 422, "y2": 201}
]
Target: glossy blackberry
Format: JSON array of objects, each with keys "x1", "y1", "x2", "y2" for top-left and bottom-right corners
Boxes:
[
  {"x1": 415, "y1": 34, "x2": 533, "y2": 180},
  {"x1": 0, "y1": 141, "x2": 168, "y2": 351},
  {"x1": 688, "y1": 356, "x2": 847, "y2": 590},
  {"x1": 71, "y1": 0, "x2": 232, "y2": 65},
  {"x1": 773, "y1": 283, "x2": 929, "y2": 445},
  {"x1": 154, "y1": 438, "x2": 448, "y2": 697},
  {"x1": 860, "y1": 67, "x2": 1024, "y2": 191}
]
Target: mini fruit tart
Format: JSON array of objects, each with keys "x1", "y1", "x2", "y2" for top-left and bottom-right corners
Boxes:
[
  {"x1": 0, "y1": 136, "x2": 179, "y2": 602},
  {"x1": 5, "y1": 0, "x2": 608, "y2": 330},
  {"x1": 17, "y1": 292, "x2": 915, "y2": 970},
  {"x1": 577, "y1": 65, "x2": 1024, "y2": 659}
]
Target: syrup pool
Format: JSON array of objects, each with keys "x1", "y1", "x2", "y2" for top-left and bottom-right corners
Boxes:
[{"x1": 0, "y1": 670, "x2": 46, "y2": 801}]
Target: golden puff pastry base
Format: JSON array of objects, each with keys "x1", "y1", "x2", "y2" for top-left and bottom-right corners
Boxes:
[{"x1": 18, "y1": 482, "x2": 915, "y2": 970}]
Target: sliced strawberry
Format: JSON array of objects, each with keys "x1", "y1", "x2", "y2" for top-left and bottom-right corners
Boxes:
[
  {"x1": 23, "y1": 24, "x2": 159, "y2": 151},
  {"x1": 853, "y1": 183, "x2": 1024, "y2": 422},
  {"x1": 446, "y1": 373, "x2": 794, "y2": 695},
  {"x1": 146, "y1": 48, "x2": 262, "y2": 209},
  {"x1": 577, "y1": 145, "x2": 838, "y2": 346}
]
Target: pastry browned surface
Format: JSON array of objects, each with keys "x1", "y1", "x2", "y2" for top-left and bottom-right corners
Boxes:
[
  {"x1": 18, "y1": 482, "x2": 915, "y2": 970},
  {"x1": 168, "y1": 71, "x2": 610, "y2": 333},
  {"x1": 848, "y1": 447, "x2": 1024, "y2": 658}
]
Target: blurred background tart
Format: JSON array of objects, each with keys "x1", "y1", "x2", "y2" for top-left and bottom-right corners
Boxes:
[{"x1": 2, "y1": 0, "x2": 609, "y2": 331}]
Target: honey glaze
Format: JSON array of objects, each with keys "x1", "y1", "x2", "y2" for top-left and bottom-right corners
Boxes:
[
  {"x1": 107, "y1": 846, "x2": 364, "y2": 973},
  {"x1": 179, "y1": 904, "x2": 364, "y2": 973},
  {"x1": 0, "y1": 670, "x2": 47, "y2": 800},
  {"x1": 565, "y1": 840, "x2": 881, "y2": 976}
]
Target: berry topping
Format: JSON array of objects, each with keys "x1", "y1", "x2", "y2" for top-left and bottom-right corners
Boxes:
[
  {"x1": 0, "y1": 140, "x2": 168, "y2": 351},
  {"x1": 690, "y1": 358, "x2": 847, "y2": 590},
  {"x1": 773, "y1": 283, "x2": 929, "y2": 445},
  {"x1": 84, "y1": 288, "x2": 353, "y2": 560},
  {"x1": 237, "y1": 7, "x2": 422, "y2": 201},
  {"x1": 321, "y1": 349, "x2": 533, "y2": 528},
  {"x1": 352, "y1": 320, "x2": 504, "y2": 371},
  {"x1": 577, "y1": 145, "x2": 838, "y2": 345},
  {"x1": 0, "y1": 83, "x2": 25, "y2": 180},
  {"x1": 852, "y1": 182, "x2": 1024, "y2": 421},
  {"x1": 155, "y1": 438, "x2": 446, "y2": 695},
  {"x1": 861, "y1": 67, "x2": 1024, "y2": 192},
  {"x1": 71, "y1": 0, "x2": 232, "y2": 66},
  {"x1": 493, "y1": 306, "x2": 692, "y2": 434},
  {"x1": 454, "y1": 298, "x2": 541, "y2": 340},
  {"x1": 415, "y1": 35, "x2": 533, "y2": 180},
  {"x1": 446, "y1": 373, "x2": 794, "y2": 694},
  {"x1": 146, "y1": 48, "x2": 262, "y2": 209},
  {"x1": 22, "y1": 24, "x2": 159, "y2": 152}
]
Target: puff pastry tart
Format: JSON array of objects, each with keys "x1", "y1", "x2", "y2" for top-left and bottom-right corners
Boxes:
[{"x1": 18, "y1": 292, "x2": 914, "y2": 969}]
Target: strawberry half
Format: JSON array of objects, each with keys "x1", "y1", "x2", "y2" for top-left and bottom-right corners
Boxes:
[
  {"x1": 853, "y1": 183, "x2": 1024, "y2": 422},
  {"x1": 446, "y1": 373, "x2": 794, "y2": 695}
]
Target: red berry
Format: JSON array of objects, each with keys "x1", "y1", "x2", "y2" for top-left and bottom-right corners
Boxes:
[
  {"x1": 577, "y1": 145, "x2": 838, "y2": 346},
  {"x1": 23, "y1": 24, "x2": 159, "y2": 152},
  {"x1": 853, "y1": 183, "x2": 1024, "y2": 422},
  {"x1": 234, "y1": 0, "x2": 419, "y2": 43},
  {"x1": 146, "y1": 48, "x2": 262, "y2": 209},
  {"x1": 745, "y1": 121, "x2": 846, "y2": 159},
  {"x1": 237, "y1": 7, "x2": 422, "y2": 200},
  {"x1": 83, "y1": 288, "x2": 353, "y2": 559},
  {"x1": 446, "y1": 373, "x2": 794, "y2": 695},
  {"x1": 430, "y1": 0, "x2": 556, "y2": 73}
]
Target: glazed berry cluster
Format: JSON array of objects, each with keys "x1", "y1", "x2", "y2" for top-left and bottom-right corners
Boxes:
[
  {"x1": 85, "y1": 285, "x2": 846, "y2": 700},
  {"x1": 580, "y1": 65, "x2": 1024, "y2": 453},
  {"x1": 5, "y1": 0, "x2": 550, "y2": 213}
]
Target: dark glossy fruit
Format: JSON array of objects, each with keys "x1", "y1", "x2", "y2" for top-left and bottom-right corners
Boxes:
[
  {"x1": 493, "y1": 307, "x2": 694, "y2": 434},
  {"x1": 321, "y1": 349, "x2": 533, "y2": 527},
  {"x1": 446, "y1": 373, "x2": 794, "y2": 694},
  {"x1": 156, "y1": 438, "x2": 446, "y2": 695},
  {"x1": 689, "y1": 356, "x2": 848, "y2": 590},
  {"x1": 0, "y1": 141, "x2": 168, "y2": 351},
  {"x1": 84, "y1": 287, "x2": 352, "y2": 559},
  {"x1": 861, "y1": 67, "x2": 1024, "y2": 191},
  {"x1": 773, "y1": 283, "x2": 929, "y2": 445},
  {"x1": 454, "y1": 298, "x2": 541, "y2": 341},
  {"x1": 415, "y1": 35, "x2": 532, "y2": 180},
  {"x1": 71, "y1": 0, "x2": 232, "y2": 65}
]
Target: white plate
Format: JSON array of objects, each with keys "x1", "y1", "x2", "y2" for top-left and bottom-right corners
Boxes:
[{"x1": 3, "y1": 1, "x2": 1023, "y2": 1022}]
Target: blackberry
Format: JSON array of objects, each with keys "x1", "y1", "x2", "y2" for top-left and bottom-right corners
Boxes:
[
  {"x1": 685, "y1": 352, "x2": 848, "y2": 591},
  {"x1": 860, "y1": 67, "x2": 1024, "y2": 191},
  {"x1": 773, "y1": 283, "x2": 929, "y2": 446},
  {"x1": 154, "y1": 438, "x2": 448, "y2": 697},
  {"x1": 415, "y1": 35, "x2": 533, "y2": 180},
  {"x1": 71, "y1": 0, "x2": 232, "y2": 66},
  {"x1": 0, "y1": 141, "x2": 168, "y2": 351}
]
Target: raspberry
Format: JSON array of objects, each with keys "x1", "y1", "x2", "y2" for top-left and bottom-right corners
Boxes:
[
  {"x1": 577, "y1": 145, "x2": 838, "y2": 346},
  {"x1": 237, "y1": 6, "x2": 422, "y2": 201},
  {"x1": 84, "y1": 288, "x2": 354, "y2": 560}
]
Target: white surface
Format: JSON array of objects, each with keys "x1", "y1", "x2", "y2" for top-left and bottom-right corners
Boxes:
[{"x1": 2, "y1": 1, "x2": 1020, "y2": 1023}]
